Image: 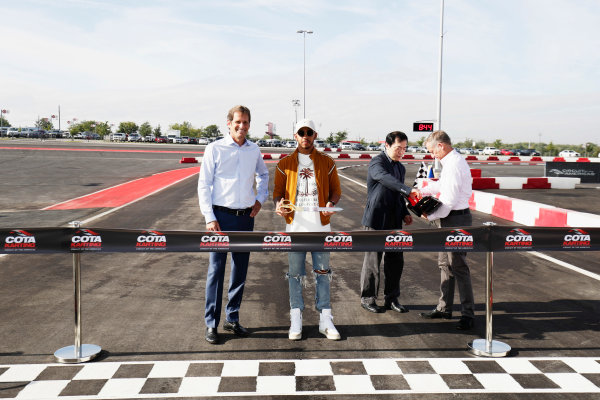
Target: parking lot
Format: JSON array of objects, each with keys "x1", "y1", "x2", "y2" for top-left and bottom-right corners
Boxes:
[{"x1": 1, "y1": 140, "x2": 599, "y2": 398}]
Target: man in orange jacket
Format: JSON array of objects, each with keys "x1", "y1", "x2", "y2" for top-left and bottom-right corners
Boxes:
[{"x1": 273, "y1": 119, "x2": 342, "y2": 341}]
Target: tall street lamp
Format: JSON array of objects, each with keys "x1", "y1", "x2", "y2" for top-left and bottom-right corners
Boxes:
[
  {"x1": 297, "y1": 29, "x2": 313, "y2": 118},
  {"x1": 292, "y1": 99, "x2": 300, "y2": 133}
]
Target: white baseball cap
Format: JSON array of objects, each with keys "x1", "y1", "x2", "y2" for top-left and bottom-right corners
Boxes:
[{"x1": 294, "y1": 119, "x2": 316, "y2": 134}]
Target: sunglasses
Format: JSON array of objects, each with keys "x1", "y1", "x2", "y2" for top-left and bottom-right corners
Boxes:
[{"x1": 297, "y1": 129, "x2": 314, "y2": 137}]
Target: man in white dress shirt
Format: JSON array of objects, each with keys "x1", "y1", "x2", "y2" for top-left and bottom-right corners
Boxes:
[
  {"x1": 417, "y1": 130, "x2": 475, "y2": 330},
  {"x1": 198, "y1": 105, "x2": 269, "y2": 344}
]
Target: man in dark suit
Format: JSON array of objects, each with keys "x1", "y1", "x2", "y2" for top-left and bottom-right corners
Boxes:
[{"x1": 360, "y1": 131, "x2": 416, "y2": 313}]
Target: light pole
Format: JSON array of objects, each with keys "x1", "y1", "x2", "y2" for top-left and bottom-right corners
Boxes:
[
  {"x1": 433, "y1": 0, "x2": 444, "y2": 178},
  {"x1": 297, "y1": 30, "x2": 313, "y2": 119},
  {"x1": 292, "y1": 99, "x2": 300, "y2": 133}
]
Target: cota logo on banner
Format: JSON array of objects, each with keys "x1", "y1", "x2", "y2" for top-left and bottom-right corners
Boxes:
[
  {"x1": 445, "y1": 229, "x2": 474, "y2": 250},
  {"x1": 263, "y1": 232, "x2": 292, "y2": 250},
  {"x1": 504, "y1": 228, "x2": 533, "y2": 250},
  {"x1": 136, "y1": 230, "x2": 167, "y2": 250},
  {"x1": 71, "y1": 229, "x2": 102, "y2": 250},
  {"x1": 563, "y1": 228, "x2": 591, "y2": 249},
  {"x1": 199, "y1": 232, "x2": 230, "y2": 250},
  {"x1": 324, "y1": 232, "x2": 353, "y2": 249},
  {"x1": 385, "y1": 230, "x2": 414, "y2": 249},
  {"x1": 4, "y1": 230, "x2": 37, "y2": 252}
]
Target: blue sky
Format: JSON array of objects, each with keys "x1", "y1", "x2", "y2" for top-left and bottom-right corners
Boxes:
[{"x1": 2, "y1": 0, "x2": 599, "y2": 145}]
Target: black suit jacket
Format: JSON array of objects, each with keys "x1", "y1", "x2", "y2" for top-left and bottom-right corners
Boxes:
[{"x1": 361, "y1": 151, "x2": 412, "y2": 229}]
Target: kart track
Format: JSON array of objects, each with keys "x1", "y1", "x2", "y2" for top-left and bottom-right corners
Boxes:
[{"x1": 1, "y1": 140, "x2": 599, "y2": 399}]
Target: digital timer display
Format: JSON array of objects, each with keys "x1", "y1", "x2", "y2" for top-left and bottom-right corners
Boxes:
[{"x1": 413, "y1": 122, "x2": 434, "y2": 132}]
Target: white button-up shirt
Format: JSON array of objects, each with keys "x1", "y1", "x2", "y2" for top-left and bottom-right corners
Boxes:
[
  {"x1": 198, "y1": 135, "x2": 269, "y2": 223},
  {"x1": 421, "y1": 149, "x2": 472, "y2": 221}
]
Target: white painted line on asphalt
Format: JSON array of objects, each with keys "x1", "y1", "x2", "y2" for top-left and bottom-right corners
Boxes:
[
  {"x1": 530, "y1": 251, "x2": 600, "y2": 282},
  {"x1": 337, "y1": 173, "x2": 367, "y2": 189}
]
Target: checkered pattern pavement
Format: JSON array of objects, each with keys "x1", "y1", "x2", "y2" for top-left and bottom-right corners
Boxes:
[{"x1": 1, "y1": 357, "x2": 599, "y2": 398}]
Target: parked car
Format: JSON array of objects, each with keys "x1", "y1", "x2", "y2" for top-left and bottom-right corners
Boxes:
[
  {"x1": 143, "y1": 134, "x2": 156, "y2": 142},
  {"x1": 128, "y1": 133, "x2": 142, "y2": 142},
  {"x1": 328, "y1": 143, "x2": 339, "y2": 149},
  {"x1": 514, "y1": 148, "x2": 540, "y2": 156},
  {"x1": 285, "y1": 140, "x2": 297, "y2": 148},
  {"x1": 266, "y1": 139, "x2": 282, "y2": 147},
  {"x1": 188, "y1": 137, "x2": 198, "y2": 144},
  {"x1": 198, "y1": 137, "x2": 209, "y2": 145},
  {"x1": 340, "y1": 142, "x2": 353, "y2": 150},
  {"x1": 111, "y1": 133, "x2": 126, "y2": 141},
  {"x1": 352, "y1": 143, "x2": 366, "y2": 151},
  {"x1": 314, "y1": 140, "x2": 326, "y2": 148},
  {"x1": 482, "y1": 147, "x2": 500, "y2": 155},
  {"x1": 256, "y1": 139, "x2": 268, "y2": 147},
  {"x1": 460, "y1": 148, "x2": 476, "y2": 155},
  {"x1": 500, "y1": 149, "x2": 514, "y2": 155},
  {"x1": 558, "y1": 150, "x2": 581, "y2": 158},
  {"x1": 6, "y1": 127, "x2": 20, "y2": 137},
  {"x1": 155, "y1": 136, "x2": 168, "y2": 143},
  {"x1": 366, "y1": 144, "x2": 379, "y2": 151},
  {"x1": 407, "y1": 145, "x2": 420, "y2": 153}
]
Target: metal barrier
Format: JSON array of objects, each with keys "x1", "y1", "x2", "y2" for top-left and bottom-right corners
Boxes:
[{"x1": 2, "y1": 224, "x2": 598, "y2": 362}]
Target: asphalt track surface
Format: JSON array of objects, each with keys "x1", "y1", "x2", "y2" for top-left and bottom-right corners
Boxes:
[{"x1": 1, "y1": 140, "x2": 599, "y2": 399}]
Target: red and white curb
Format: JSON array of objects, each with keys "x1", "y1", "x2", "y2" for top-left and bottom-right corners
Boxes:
[
  {"x1": 471, "y1": 177, "x2": 581, "y2": 190},
  {"x1": 469, "y1": 190, "x2": 600, "y2": 227},
  {"x1": 416, "y1": 178, "x2": 598, "y2": 227}
]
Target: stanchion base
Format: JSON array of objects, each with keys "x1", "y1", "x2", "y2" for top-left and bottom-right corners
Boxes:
[
  {"x1": 54, "y1": 344, "x2": 102, "y2": 363},
  {"x1": 468, "y1": 339, "x2": 511, "y2": 357}
]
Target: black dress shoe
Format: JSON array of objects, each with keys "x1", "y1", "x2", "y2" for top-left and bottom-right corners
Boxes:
[
  {"x1": 419, "y1": 308, "x2": 452, "y2": 319},
  {"x1": 385, "y1": 300, "x2": 409, "y2": 313},
  {"x1": 223, "y1": 321, "x2": 250, "y2": 337},
  {"x1": 456, "y1": 317, "x2": 474, "y2": 330},
  {"x1": 361, "y1": 302, "x2": 386, "y2": 313},
  {"x1": 205, "y1": 327, "x2": 219, "y2": 344}
]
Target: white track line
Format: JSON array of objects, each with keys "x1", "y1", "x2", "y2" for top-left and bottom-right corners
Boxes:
[
  {"x1": 337, "y1": 171, "x2": 600, "y2": 282},
  {"x1": 529, "y1": 251, "x2": 600, "y2": 282}
]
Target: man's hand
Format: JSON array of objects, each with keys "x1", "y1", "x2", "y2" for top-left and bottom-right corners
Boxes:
[
  {"x1": 250, "y1": 200, "x2": 262, "y2": 218},
  {"x1": 321, "y1": 201, "x2": 337, "y2": 217},
  {"x1": 275, "y1": 198, "x2": 292, "y2": 217},
  {"x1": 206, "y1": 220, "x2": 220, "y2": 231},
  {"x1": 404, "y1": 214, "x2": 413, "y2": 226},
  {"x1": 410, "y1": 189, "x2": 422, "y2": 201}
]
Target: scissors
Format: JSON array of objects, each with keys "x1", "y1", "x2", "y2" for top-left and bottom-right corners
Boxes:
[{"x1": 280, "y1": 199, "x2": 343, "y2": 213}]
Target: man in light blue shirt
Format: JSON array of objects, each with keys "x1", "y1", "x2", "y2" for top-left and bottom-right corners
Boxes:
[{"x1": 198, "y1": 105, "x2": 269, "y2": 344}]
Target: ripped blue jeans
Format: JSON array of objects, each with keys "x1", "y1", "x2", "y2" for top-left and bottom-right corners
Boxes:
[{"x1": 287, "y1": 252, "x2": 331, "y2": 312}]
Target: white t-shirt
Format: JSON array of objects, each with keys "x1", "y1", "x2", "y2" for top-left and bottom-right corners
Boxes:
[{"x1": 286, "y1": 153, "x2": 331, "y2": 233}]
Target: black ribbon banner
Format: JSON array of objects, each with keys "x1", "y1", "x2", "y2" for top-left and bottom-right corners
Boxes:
[{"x1": 1, "y1": 226, "x2": 598, "y2": 254}]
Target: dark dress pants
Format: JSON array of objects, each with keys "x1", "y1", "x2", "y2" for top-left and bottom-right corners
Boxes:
[
  {"x1": 435, "y1": 212, "x2": 475, "y2": 319},
  {"x1": 360, "y1": 226, "x2": 404, "y2": 304},
  {"x1": 204, "y1": 208, "x2": 254, "y2": 328}
]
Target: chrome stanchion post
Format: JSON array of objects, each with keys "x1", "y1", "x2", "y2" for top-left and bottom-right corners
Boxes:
[
  {"x1": 54, "y1": 221, "x2": 102, "y2": 363},
  {"x1": 468, "y1": 222, "x2": 511, "y2": 357}
]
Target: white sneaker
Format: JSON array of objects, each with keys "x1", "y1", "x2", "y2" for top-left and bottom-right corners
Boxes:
[
  {"x1": 289, "y1": 308, "x2": 302, "y2": 340},
  {"x1": 319, "y1": 309, "x2": 341, "y2": 340}
]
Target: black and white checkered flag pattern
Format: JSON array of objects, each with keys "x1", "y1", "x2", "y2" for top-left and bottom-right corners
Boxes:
[{"x1": 413, "y1": 161, "x2": 428, "y2": 187}]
